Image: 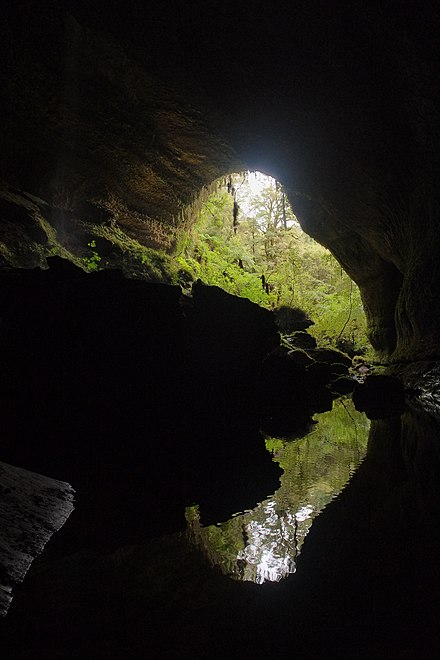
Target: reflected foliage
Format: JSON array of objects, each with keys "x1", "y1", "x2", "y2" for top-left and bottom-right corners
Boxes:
[{"x1": 186, "y1": 398, "x2": 370, "y2": 583}]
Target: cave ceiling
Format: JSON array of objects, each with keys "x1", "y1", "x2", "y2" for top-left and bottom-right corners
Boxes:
[{"x1": 1, "y1": 0, "x2": 439, "y2": 360}]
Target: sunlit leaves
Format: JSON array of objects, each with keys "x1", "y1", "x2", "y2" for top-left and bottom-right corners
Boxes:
[
  {"x1": 179, "y1": 172, "x2": 369, "y2": 352},
  {"x1": 186, "y1": 398, "x2": 370, "y2": 584}
]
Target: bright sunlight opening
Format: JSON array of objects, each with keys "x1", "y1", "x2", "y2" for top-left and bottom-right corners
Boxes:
[{"x1": 177, "y1": 171, "x2": 368, "y2": 354}]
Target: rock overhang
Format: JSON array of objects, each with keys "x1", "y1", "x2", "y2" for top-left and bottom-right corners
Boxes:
[{"x1": 1, "y1": 0, "x2": 439, "y2": 361}]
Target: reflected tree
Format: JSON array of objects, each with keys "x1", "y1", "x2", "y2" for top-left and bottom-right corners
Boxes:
[{"x1": 186, "y1": 397, "x2": 370, "y2": 583}]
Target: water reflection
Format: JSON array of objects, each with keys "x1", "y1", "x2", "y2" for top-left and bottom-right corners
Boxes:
[{"x1": 186, "y1": 397, "x2": 370, "y2": 583}]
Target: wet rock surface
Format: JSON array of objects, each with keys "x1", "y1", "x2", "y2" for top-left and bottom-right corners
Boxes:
[
  {"x1": 0, "y1": 462, "x2": 74, "y2": 617},
  {"x1": 307, "y1": 347, "x2": 353, "y2": 368},
  {"x1": 283, "y1": 330, "x2": 317, "y2": 350}
]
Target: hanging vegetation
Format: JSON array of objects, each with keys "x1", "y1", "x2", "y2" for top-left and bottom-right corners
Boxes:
[{"x1": 176, "y1": 172, "x2": 369, "y2": 354}]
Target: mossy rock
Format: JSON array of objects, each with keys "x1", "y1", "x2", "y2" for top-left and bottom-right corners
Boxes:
[
  {"x1": 331, "y1": 362, "x2": 350, "y2": 377},
  {"x1": 307, "y1": 347, "x2": 352, "y2": 368},
  {"x1": 331, "y1": 376, "x2": 356, "y2": 395},
  {"x1": 284, "y1": 331, "x2": 317, "y2": 350},
  {"x1": 274, "y1": 306, "x2": 314, "y2": 333},
  {"x1": 306, "y1": 361, "x2": 332, "y2": 386},
  {"x1": 287, "y1": 348, "x2": 314, "y2": 367}
]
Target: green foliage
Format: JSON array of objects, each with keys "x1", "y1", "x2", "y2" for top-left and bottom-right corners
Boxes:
[
  {"x1": 178, "y1": 172, "x2": 370, "y2": 352},
  {"x1": 91, "y1": 224, "x2": 177, "y2": 282},
  {"x1": 27, "y1": 171, "x2": 369, "y2": 356},
  {"x1": 83, "y1": 240, "x2": 102, "y2": 272},
  {"x1": 186, "y1": 398, "x2": 370, "y2": 583},
  {"x1": 267, "y1": 397, "x2": 370, "y2": 493}
]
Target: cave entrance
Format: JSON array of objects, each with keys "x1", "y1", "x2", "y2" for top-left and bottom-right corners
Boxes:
[{"x1": 178, "y1": 171, "x2": 368, "y2": 356}]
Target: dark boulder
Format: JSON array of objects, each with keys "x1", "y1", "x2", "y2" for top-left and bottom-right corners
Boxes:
[
  {"x1": 304, "y1": 361, "x2": 335, "y2": 412},
  {"x1": 335, "y1": 337, "x2": 364, "y2": 358},
  {"x1": 308, "y1": 347, "x2": 352, "y2": 368},
  {"x1": 259, "y1": 353, "x2": 310, "y2": 409},
  {"x1": 307, "y1": 385, "x2": 334, "y2": 414},
  {"x1": 352, "y1": 375, "x2": 405, "y2": 419},
  {"x1": 44, "y1": 256, "x2": 85, "y2": 278},
  {"x1": 306, "y1": 361, "x2": 333, "y2": 387},
  {"x1": 284, "y1": 331, "x2": 317, "y2": 350},
  {"x1": 191, "y1": 281, "x2": 277, "y2": 338},
  {"x1": 331, "y1": 376, "x2": 356, "y2": 396},
  {"x1": 274, "y1": 306, "x2": 314, "y2": 334},
  {"x1": 330, "y1": 362, "x2": 350, "y2": 377},
  {"x1": 189, "y1": 280, "x2": 279, "y2": 377},
  {"x1": 258, "y1": 351, "x2": 339, "y2": 436},
  {"x1": 287, "y1": 349, "x2": 314, "y2": 367},
  {"x1": 258, "y1": 353, "x2": 313, "y2": 434}
]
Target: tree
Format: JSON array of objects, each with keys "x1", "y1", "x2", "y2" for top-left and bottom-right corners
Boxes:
[{"x1": 177, "y1": 172, "x2": 369, "y2": 353}]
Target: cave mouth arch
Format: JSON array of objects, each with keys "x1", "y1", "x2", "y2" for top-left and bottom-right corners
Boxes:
[{"x1": 179, "y1": 171, "x2": 369, "y2": 356}]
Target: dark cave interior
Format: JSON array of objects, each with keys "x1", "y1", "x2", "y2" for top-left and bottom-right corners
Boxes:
[{"x1": 1, "y1": 1, "x2": 440, "y2": 658}]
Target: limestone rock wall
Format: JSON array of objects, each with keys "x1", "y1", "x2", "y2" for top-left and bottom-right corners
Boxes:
[
  {"x1": 0, "y1": 5, "x2": 241, "y2": 255},
  {"x1": 1, "y1": 1, "x2": 439, "y2": 362},
  {"x1": 0, "y1": 462, "x2": 74, "y2": 616}
]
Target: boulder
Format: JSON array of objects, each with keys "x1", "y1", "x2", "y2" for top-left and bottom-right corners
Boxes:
[
  {"x1": 259, "y1": 353, "x2": 309, "y2": 407},
  {"x1": 258, "y1": 353, "x2": 313, "y2": 434},
  {"x1": 306, "y1": 361, "x2": 333, "y2": 386},
  {"x1": 274, "y1": 306, "x2": 314, "y2": 334},
  {"x1": 352, "y1": 375, "x2": 405, "y2": 419},
  {"x1": 307, "y1": 347, "x2": 352, "y2": 368},
  {"x1": 335, "y1": 337, "x2": 363, "y2": 358},
  {"x1": 330, "y1": 362, "x2": 350, "y2": 377},
  {"x1": 287, "y1": 349, "x2": 314, "y2": 367},
  {"x1": 191, "y1": 281, "x2": 276, "y2": 338},
  {"x1": 307, "y1": 385, "x2": 334, "y2": 414},
  {"x1": 284, "y1": 331, "x2": 317, "y2": 350},
  {"x1": 189, "y1": 280, "x2": 279, "y2": 376},
  {"x1": 331, "y1": 376, "x2": 356, "y2": 396}
]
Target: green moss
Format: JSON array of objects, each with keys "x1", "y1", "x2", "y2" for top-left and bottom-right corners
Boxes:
[{"x1": 89, "y1": 224, "x2": 179, "y2": 281}]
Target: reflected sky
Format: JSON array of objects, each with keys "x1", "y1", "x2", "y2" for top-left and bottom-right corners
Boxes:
[{"x1": 186, "y1": 397, "x2": 370, "y2": 583}]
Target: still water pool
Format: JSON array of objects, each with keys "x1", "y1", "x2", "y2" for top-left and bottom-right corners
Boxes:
[{"x1": 186, "y1": 397, "x2": 370, "y2": 583}]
